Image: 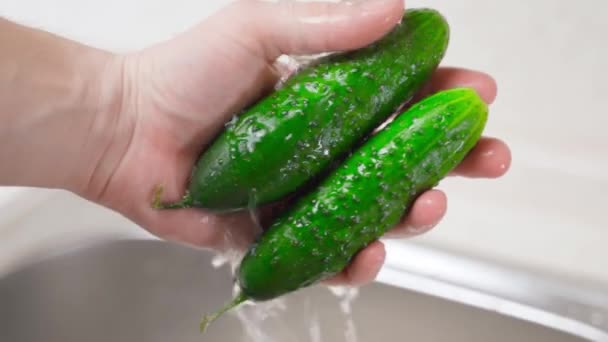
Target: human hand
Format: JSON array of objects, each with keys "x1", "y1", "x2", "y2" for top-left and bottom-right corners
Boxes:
[{"x1": 80, "y1": 0, "x2": 511, "y2": 286}]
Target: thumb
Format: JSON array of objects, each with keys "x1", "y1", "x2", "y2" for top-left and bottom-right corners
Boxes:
[
  {"x1": 213, "y1": 0, "x2": 405, "y2": 61},
  {"x1": 133, "y1": 0, "x2": 406, "y2": 143}
]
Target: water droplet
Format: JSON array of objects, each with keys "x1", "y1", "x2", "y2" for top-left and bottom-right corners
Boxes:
[
  {"x1": 311, "y1": 201, "x2": 320, "y2": 214},
  {"x1": 225, "y1": 115, "x2": 239, "y2": 128},
  {"x1": 357, "y1": 164, "x2": 367, "y2": 176},
  {"x1": 271, "y1": 256, "x2": 279, "y2": 266},
  {"x1": 285, "y1": 109, "x2": 303, "y2": 118},
  {"x1": 304, "y1": 82, "x2": 318, "y2": 93}
]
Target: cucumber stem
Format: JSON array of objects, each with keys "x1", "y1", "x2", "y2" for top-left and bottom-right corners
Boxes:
[
  {"x1": 200, "y1": 292, "x2": 249, "y2": 333},
  {"x1": 151, "y1": 185, "x2": 193, "y2": 210}
]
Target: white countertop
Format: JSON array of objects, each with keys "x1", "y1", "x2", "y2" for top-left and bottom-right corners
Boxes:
[{"x1": 1, "y1": 0, "x2": 607, "y2": 285}]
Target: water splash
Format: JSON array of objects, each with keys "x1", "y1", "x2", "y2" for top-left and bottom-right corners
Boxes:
[
  {"x1": 309, "y1": 312, "x2": 323, "y2": 342},
  {"x1": 235, "y1": 297, "x2": 288, "y2": 342},
  {"x1": 211, "y1": 249, "x2": 242, "y2": 275},
  {"x1": 247, "y1": 189, "x2": 265, "y2": 236},
  {"x1": 328, "y1": 286, "x2": 360, "y2": 342},
  {"x1": 204, "y1": 185, "x2": 362, "y2": 341}
]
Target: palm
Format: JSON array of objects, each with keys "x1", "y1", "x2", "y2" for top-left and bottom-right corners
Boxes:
[{"x1": 98, "y1": 44, "x2": 276, "y2": 251}]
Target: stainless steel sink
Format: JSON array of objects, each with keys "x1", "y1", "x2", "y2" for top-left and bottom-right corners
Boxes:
[{"x1": 0, "y1": 239, "x2": 604, "y2": 342}]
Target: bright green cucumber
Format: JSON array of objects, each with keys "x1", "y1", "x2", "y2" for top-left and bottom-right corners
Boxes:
[
  {"x1": 164, "y1": 8, "x2": 450, "y2": 211},
  {"x1": 200, "y1": 88, "x2": 489, "y2": 330}
]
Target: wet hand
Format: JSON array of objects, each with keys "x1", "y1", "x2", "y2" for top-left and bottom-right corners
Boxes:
[{"x1": 84, "y1": 0, "x2": 511, "y2": 287}]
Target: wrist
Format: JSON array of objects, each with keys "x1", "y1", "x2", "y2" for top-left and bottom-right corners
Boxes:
[
  {"x1": 68, "y1": 50, "x2": 129, "y2": 197},
  {"x1": 0, "y1": 19, "x2": 130, "y2": 195},
  {"x1": 74, "y1": 51, "x2": 137, "y2": 202}
]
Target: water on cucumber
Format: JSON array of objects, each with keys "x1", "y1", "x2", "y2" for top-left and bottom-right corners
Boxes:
[{"x1": 204, "y1": 201, "x2": 363, "y2": 342}]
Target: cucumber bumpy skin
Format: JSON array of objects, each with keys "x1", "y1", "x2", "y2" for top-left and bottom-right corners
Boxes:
[
  {"x1": 200, "y1": 87, "x2": 489, "y2": 331},
  {"x1": 162, "y1": 8, "x2": 450, "y2": 211}
]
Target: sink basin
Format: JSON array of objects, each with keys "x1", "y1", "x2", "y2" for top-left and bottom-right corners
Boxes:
[{"x1": 0, "y1": 239, "x2": 604, "y2": 342}]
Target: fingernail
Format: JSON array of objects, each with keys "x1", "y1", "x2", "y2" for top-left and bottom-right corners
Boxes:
[
  {"x1": 345, "y1": 0, "x2": 396, "y2": 4},
  {"x1": 294, "y1": 0, "x2": 398, "y2": 25},
  {"x1": 384, "y1": 223, "x2": 436, "y2": 239},
  {"x1": 347, "y1": 0, "x2": 398, "y2": 13},
  {"x1": 405, "y1": 224, "x2": 435, "y2": 235}
]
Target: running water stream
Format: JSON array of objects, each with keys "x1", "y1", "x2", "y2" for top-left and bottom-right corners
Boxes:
[{"x1": 207, "y1": 201, "x2": 362, "y2": 341}]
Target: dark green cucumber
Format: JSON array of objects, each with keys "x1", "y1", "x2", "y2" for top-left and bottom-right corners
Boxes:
[
  {"x1": 200, "y1": 88, "x2": 489, "y2": 331},
  {"x1": 169, "y1": 8, "x2": 450, "y2": 211}
]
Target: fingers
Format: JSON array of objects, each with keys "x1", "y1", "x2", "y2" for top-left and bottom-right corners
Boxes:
[
  {"x1": 317, "y1": 65, "x2": 507, "y2": 285},
  {"x1": 385, "y1": 190, "x2": 447, "y2": 238},
  {"x1": 452, "y1": 137, "x2": 512, "y2": 178},
  {"x1": 420, "y1": 67, "x2": 498, "y2": 104},
  {"x1": 140, "y1": 207, "x2": 260, "y2": 252},
  {"x1": 417, "y1": 67, "x2": 510, "y2": 178},
  {"x1": 224, "y1": 0, "x2": 405, "y2": 60},
  {"x1": 324, "y1": 240, "x2": 386, "y2": 287}
]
